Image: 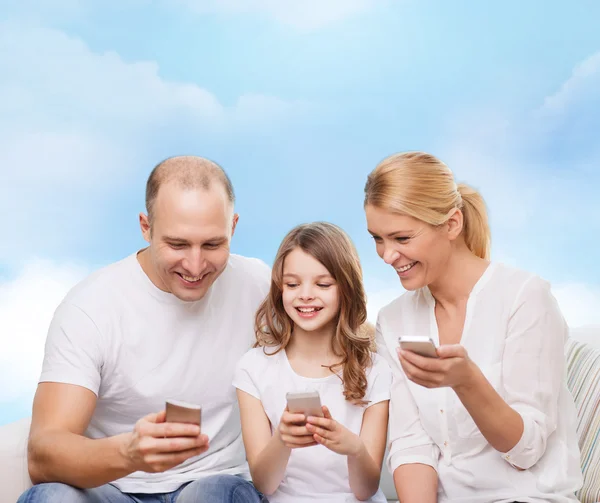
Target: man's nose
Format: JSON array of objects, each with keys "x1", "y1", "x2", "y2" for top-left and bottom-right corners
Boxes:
[{"x1": 183, "y1": 248, "x2": 205, "y2": 275}]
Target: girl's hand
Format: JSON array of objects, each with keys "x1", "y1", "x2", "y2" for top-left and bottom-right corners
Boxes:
[
  {"x1": 397, "y1": 344, "x2": 478, "y2": 391},
  {"x1": 277, "y1": 407, "x2": 318, "y2": 449},
  {"x1": 306, "y1": 406, "x2": 363, "y2": 456}
]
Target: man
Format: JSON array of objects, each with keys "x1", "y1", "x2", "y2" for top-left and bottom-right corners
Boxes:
[{"x1": 18, "y1": 156, "x2": 270, "y2": 502}]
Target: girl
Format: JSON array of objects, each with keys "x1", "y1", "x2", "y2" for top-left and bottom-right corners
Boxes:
[
  {"x1": 233, "y1": 222, "x2": 391, "y2": 502},
  {"x1": 364, "y1": 151, "x2": 582, "y2": 502}
]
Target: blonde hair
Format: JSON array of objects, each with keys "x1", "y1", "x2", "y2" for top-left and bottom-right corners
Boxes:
[
  {"x1": 255, "y1": 222, "x2": 374, "y2": 404},
  {"x1": 364, "y1": 151, "x2": 491, "y2": 260}
]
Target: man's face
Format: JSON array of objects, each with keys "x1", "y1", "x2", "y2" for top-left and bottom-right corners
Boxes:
[{"x1": 140, "y1": 182, "x2": 238, "y2": 302}]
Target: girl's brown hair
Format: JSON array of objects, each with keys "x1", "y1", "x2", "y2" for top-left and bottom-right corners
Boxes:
[
  {"x1": 364, "y1": 151, "x2": 491, "y2": 260},
  {"x1": 255, "y1": 222, "x2": 373, "y2": 404}
]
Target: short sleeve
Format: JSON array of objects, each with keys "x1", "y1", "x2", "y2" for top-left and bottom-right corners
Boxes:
[
  {"x1": 365, "y1": 354, "x2": 393, "y2": 407},
  {"x1": 232, "y1": 349, "x2": 262, "y2": 400},
  {"x1": 39, "y1": 301, "x2": 104, "y2": 395}
]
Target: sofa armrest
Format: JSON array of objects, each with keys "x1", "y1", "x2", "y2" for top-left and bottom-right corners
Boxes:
[{"x1": 0, "y1": 417, "x2": 33, "y2": 501}]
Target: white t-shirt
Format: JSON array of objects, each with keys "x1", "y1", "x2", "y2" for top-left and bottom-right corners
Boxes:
[
  {"x1": 233, "y1": 347, "x2": 391, "y2": 503},
  {"x1": 378, "y1": 262, "x2": 583, "y2": 503},
  {"x1": 39, "y1": 252, "x2": 271, "y2": 493}
]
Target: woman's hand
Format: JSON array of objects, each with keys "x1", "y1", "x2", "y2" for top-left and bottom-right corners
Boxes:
[
  {"x1": 397, "y1": 344, "x2": 479, "y2": 391},
  {"x1": 277, "y1": 407, "x2": 318, "y2": 449},
  {"x1": 306, "y1": 406, "x2": 363, "y2": 456}
]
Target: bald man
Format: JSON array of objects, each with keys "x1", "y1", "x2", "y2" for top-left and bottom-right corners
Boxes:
[{"x1": 19, "y1": 157, "x2": 271, "y2": 503}]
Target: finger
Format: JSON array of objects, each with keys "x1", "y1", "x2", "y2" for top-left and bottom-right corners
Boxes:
[
  {"x1": 305, "y1": 416, "x2": 333, "y2": 429},
  {"x1": 144, "y1": 445, "x2": 208, "y2": 471},
  {"x1": 151, "y1": 421, "x2": 202, "y2": 438},
  {"x1": 313, "y1": 433, "x2": 330, "y2": 447},
  {"x1": 400, "y1": 357, "x2": 444, "y2": 386},
  {"x1": 150, "y1": 434, "x2": 208, "y2": 454},
  {"x1": 283, "y1": 424, "x2": 312, "y2": 436},
  {"x1": 322, "y1": 405, "x2": 332, "y2": 420},
  {"x1": 281, "y1": 434, "x2": 318, "y2": 446},
  {"x1": 436, "y1": 344, "x2": 466, "y2": 359},
  {"x1": 282, "y1": 411, "x2": 307, "y2": 425},
  {"x1": 399, "y1": 349, "x2": 443, "y2": 371},
  {"x1": 305, "y1": 423, "x2": 329, "y2": 439}
]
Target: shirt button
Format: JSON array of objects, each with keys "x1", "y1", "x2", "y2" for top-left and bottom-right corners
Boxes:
[
  {"x1": 440, "y1": 409, "x2": 444, "y2": 414},
  {"x1": 443, "y1": 441, "x2": 449, "y2": 447}
]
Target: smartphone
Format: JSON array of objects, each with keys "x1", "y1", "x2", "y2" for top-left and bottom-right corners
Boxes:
[
  {"x1": 165, "y1": 399, "x2": 202, "y2": 429},
  {"x1": 398, "y1": 335, "x2": 438, "y2": 358},
  {"x1": 286, "y1": 390, "x2": 324, "y2": 418}
]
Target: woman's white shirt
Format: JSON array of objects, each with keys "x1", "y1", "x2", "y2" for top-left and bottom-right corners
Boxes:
[
  {"x1": 378, "y1": 262, "x2": 583, "y2": 503},
  {"x1": 233, "y1": 348, "x2": 391, "y2": 503}
]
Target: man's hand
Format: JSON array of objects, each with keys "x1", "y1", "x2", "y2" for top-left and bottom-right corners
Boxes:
[
  {"x1": 306, "y1": 406, "x2": 363, "y2": 456},
  {"x1": 276, "y1": 407, "x2": 318, "y2": 449},
  {"x1": 397, "y1": 344, "x2": 479, "y2": 391},
  {"x1": 121, "y1": 410, "x2": 209, "y2": 473}
]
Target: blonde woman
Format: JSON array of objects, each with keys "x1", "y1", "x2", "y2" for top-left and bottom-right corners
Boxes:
[
  {"x1": 364, "y1": 152, "x2": 582, "y2": 503},
  {"x1": 234, "y1": 222, "x2": 391, "y2": 502}
]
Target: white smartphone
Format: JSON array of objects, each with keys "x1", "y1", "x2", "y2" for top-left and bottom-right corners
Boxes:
[
  {"x1": 286, "y1": 390, "x2": 324, "y2": 418},
  {"x1": 165, "y1": 399, "x2": 202, "y2": 430},
  {"x1": 398, "y1": 335, "x2": 438, "y2": 358}
]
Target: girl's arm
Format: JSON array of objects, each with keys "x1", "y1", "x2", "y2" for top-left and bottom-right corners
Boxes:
[
  {"x1": 347, "y1": 400, "x2": 389, "y2": 501},
  {"x1": 306, "y1": 401, "x2": 388, "y2": 501},
  {"x1": 236, "y1": 389, "x2": 291, "y2": 495},
  {"x1": 236, "y1": 389, "x2": 316, "y2": 495}
]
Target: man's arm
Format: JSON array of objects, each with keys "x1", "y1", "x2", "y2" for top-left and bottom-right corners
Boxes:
[{"x1": 28, "y1": 382, "x2": 208, "y2": 488}]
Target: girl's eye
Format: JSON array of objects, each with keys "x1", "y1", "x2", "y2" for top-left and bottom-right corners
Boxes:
[
  {"x1": 285, "y1": 283, "x2": 299, "y2": 288},
  {"x1": 317, "y1": 284, "x2": 332, "y2": 288}
]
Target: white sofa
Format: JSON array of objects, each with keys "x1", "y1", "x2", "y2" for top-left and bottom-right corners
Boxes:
[{"x1": 1, "y1": 326, "x2": 598, "y2": 503}]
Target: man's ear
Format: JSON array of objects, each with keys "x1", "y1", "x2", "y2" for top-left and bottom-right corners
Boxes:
[
  {"x1": 446, "y1": 208, "x2": 464, "y2": 241},
  {"x1": 139, "y1": 212, "x2": 152, "y2": 243},
  {"x1": 231, "y1": 213, "x2": 240, "y2": 238}
]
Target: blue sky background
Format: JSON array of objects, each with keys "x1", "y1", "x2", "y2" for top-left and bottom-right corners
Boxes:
[{"x1": 1, "y1": 0, "x2": 599, "y2": 426}]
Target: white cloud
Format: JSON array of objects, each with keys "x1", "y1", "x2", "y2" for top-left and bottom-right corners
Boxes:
[
  {"x1": 0, "y1": 21, "x2": 306, "y2": 263},
  {"x1": 539, "y1": 51, "x2": 600, "y2": 115},
  {"x1": 177, "y1": 0, "x2": 384, "y2": 30},
  {"x1": 0, "y1": 261, "x2": 87, "y2": 403},
  {"x1": 553, "y1": 282, "x2": 600, "y2": 329}
]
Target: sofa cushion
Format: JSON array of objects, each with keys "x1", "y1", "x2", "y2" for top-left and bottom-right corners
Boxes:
[{"x1": 566, "y1": 337, "x2": 600, "y2": 503}]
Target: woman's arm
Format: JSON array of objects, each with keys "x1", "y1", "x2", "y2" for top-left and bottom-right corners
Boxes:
[
  {"x1": 398, "y1": 276, "x2": 566, "y2": 470},
  {"x1": 393, "y1": 463, "x2": 438, "y2": 503}
]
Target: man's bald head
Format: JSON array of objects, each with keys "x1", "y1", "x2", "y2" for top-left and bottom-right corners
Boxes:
[{"x1": 145, "y1": 155, "x2": 235, "y2": 223}]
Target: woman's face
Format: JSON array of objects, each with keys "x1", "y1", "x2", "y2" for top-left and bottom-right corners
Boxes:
[{"x1": 365, "y1": 204, "x2": 455, "y2": 291}]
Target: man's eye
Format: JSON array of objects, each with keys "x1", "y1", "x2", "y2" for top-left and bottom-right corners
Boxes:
[
  {"x1": 204, "y1": 243, "x2": 219, "y2": 249},
  {"x1": 169, "y1": 243, "x2": 185, "y2": 249},
  {"x1": 395, "y1": 237, "x2": 409, "y2": 243},
  {"x1": 371, "y1": 236, "x2": 382, "y2": 243}
]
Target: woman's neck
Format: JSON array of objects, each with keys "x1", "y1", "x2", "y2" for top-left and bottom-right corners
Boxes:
[{"x1": 428, "y1": 245, "x2": 490, "y2": 310}]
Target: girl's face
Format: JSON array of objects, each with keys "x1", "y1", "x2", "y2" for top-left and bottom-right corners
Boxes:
[
  {"x1": 365, "y1": 204, "x2": 453, "y2": 291},
  {"x1": 281, "y1": 247, "x2": 340, "y2": 334}
]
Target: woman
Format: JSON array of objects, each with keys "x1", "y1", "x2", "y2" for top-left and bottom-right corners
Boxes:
[{"x1": 364, "y1": 151, "x2": 582, "y2": 502}]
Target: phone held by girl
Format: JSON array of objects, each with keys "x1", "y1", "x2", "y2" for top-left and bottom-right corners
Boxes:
[{"x1": 233, "y1": 222, "x2": 392, "y2": 503}]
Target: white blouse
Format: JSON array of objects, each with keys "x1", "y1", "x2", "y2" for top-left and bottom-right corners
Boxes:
[{"x1": 377, "y1": 262, "x2": 583, "y2": 503}]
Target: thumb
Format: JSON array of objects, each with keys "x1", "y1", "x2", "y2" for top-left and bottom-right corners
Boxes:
[{"x1": 436, "y1": 344, "x2": 465, "y2": 359}]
